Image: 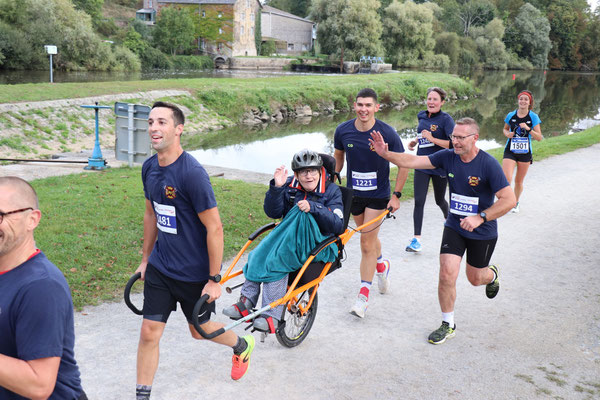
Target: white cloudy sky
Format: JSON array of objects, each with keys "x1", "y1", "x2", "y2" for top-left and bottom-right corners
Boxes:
[{"x1": 589, "y1": 0, "x2": 599, "y2": 11}]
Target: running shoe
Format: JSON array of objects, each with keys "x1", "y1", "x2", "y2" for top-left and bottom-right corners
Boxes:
[
  {"x1": 511, "y1": 202, "x2": 520, "y2": 213},
  {"x1": 223, "y1": 296, "x2": 253, "y2": 320},
  {"x1": 405, "y1": 238, "x2": 422, "y2": 252},
  {"x1": 428, "y1": 322, "x2": 456, "y2": 345},
  {"x1": 376, "y1": 259, "x2": 391, "y2": 294},
  {"x1": 349, "y1": 294, "x2": 368, "y2": 318},
  {"x1": 231, "y1": 335, "x2": 255, "y2": 380},
  {"x1": 486, "y1": 265, "x2": 500, "y2": 299}
]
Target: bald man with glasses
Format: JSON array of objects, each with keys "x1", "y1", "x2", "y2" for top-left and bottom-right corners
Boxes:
[
  {"x1": 369, "y1": 117, "x2": 516, "y2": 345},
  {"x1": 0, "y1": 176, "x2": 86, "y2": 399}
]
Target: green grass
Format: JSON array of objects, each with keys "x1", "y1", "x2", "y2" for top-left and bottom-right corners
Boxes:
[
  {"x1": 0, "y1": 73, "x2": 476, "y2": 123},
  {"x1": 34, "y1": 168, "x2": 271, "y2": 309}
]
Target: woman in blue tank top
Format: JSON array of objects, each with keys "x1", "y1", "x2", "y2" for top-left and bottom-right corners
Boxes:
[{"x1": 501, "y1": 90, "x2": 543, "y2": 213}]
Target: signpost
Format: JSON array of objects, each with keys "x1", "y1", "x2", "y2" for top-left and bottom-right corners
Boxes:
[{"x1": 44, "y1": 45, "x2": 57, "y2": 83}]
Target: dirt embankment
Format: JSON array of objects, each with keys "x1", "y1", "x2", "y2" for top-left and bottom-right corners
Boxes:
[{"x1": 0, "y1": 90, "x2": 228, "y2": 160}]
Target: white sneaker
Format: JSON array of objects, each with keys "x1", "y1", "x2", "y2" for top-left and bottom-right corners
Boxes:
[
  {"x1": 376, "y1": 259, "x2": 391, "y2": 294},
  {"x1": 511, "y1": 202, "x2": 520, "y2": 213},
  {"x1": 349, "y1": 294, "x2": 368, "y2": 318}
]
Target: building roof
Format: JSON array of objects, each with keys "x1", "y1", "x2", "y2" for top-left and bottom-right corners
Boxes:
[{"x1": 261, "y1": 5, "x2": 313, "y2": 24}]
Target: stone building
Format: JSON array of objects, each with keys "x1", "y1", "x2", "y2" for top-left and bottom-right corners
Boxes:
[
  {"x1": 136, "y1": 0, "x2": 261, "y2": 61},
  {"x1": 261, "y1": 5, "x2": 315, "y2": 55}
]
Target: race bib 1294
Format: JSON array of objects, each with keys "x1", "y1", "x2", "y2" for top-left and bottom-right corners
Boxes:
[{"x1": 449, "y1": 193, "x2": 479, "y2": 216}]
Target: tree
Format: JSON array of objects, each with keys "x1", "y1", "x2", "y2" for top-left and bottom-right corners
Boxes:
[
  {"x1": 311, "y1": 0, "x2": 383, "y2": 68},
  {"x1": 504, "y1": 3, "x2": 551, "y2": 68},
  {"x1": 435, "y1": 31, "x2": 460, "y2": 66},
  {"x1": 267, "y1": 0, "x2": 311, "y2": 17},
  {"x1": 547, "y1": 0, "x2": 584, "y2": 69},
  {"x1": 153, "y1": 6, "x2": 197, "y2": 56},
  {"x1": 0, "y1": 0, "x2": 140, "y2": 71},
  {"x1": 382, "y1": 0, "x2": 438, "y2": 67},
  {"x1": 470, "y1": 18, "x2": 509, "y2": 69},
  {"x1": 456, "y1": 0, "x2": 497, "y2": 36},
  {"x1": 72, "y1": 0, "x2": 103, "y2": 19}
]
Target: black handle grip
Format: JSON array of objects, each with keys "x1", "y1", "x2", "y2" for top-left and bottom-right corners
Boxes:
[
  {"x1": 192, "y1": 294, "x2": 225, "y2": 339},
  {"x1": 124, "y1": 272, "x2": 143, "y2": 315}
]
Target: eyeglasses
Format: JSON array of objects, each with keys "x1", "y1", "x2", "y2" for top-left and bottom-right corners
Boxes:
[
  {"x1": 449, "y1": 134, "x2": 476, "y2": 142},
  {"x1": 0, "y1": 207, "x2": 33, "y2": 224},
  {"x1": 298, "y1": 168, "x2": 320, "y2": 177}
]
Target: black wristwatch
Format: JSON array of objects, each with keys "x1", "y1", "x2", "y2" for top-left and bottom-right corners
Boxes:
[
  {"x1": 393, "y1": 191, "x2": 402, "y2": 199},
  {"x1": 479, "y1": 212, "x2": 487, "y2": 223},
  {"x1": 208, "y1": 274, "x2": 221, "y2": 283}
]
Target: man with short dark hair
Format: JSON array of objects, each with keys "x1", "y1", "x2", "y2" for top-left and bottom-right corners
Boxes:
[
  {"x1": 369, "y1": 117, "x2": 516, "y2": 345},
  {"x1": 0, "y1": 176, "x2": 87, "y2": 400},
  {"x1": 135, "y1": 102, "x2": 255, "y2": 399},
  {"x1": 334, "y1": 88, "x2": 408, "y2": 318}
]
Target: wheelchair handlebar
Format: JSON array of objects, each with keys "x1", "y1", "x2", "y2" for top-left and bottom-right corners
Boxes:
[
  {"x1": 192, "y1": 294, "x2": 225, "y2": 339},
  {"x1": 248, "y1": 222, "x2": 277, "y2": 241},
  {"x1": 124, "y1": 272, "x2": 143, "y2": 315}
]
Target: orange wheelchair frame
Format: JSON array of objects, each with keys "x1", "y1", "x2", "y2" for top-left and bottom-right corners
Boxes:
[{"x1": 124, "y1": 208, "x2": 394, "y2": 347}]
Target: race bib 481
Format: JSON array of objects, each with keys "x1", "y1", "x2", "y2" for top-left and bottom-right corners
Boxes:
[{"x1": 153, "y1": 201, "x2": 177, "y2": 234}]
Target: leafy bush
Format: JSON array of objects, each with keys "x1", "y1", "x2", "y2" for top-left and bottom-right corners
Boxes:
[
  {"x1": 140, "y1": 46, "x2": 172, "y2": 70},
  {"x1": 260, "y1": 39, "x2": 277, "y2": 56},
  {"x1": 170, "y1": 55, "x2": 213, "y2": 70},
  {"x1": 94, "y1": 17, "x2": 120, "y2": 37}
]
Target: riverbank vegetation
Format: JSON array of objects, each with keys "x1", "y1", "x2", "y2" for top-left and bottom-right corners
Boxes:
[
  {"x1": 31, "y1": 124, "x2": 600, "y2": 309},
  {"x1": 0, "y1": 72, "x2": 475, "y2": 157},
  {"x1": 279, "y1": 0, "x2": 600, "y2": 71}
]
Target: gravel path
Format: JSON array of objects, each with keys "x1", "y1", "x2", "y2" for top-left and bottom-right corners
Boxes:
[{"x1": 4, "y1": 145, "x2": 600, "y2": 399}]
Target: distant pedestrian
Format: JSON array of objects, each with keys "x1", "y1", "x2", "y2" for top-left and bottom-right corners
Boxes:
[
  {"x1": 501, "y1": 90, "x2": 543, "y2": 213},
  {"x1": 0, "y1": 176, "x2": 87, "y2": 399}
]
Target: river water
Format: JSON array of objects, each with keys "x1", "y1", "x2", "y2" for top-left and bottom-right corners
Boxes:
[
  {"x1": 2, "y1": 68, "x2": 599, "y2": 174},
  {"x1": 187, "y1": 69, "x2": 600, "y2": 174}
]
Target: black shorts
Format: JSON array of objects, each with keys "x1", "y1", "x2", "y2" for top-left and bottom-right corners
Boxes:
[
  {"x1": 143, "y1": 263, "x2": 215, "y2": 324},
  {"x1": 439, "y1": 226, "x2": 497, "y2": 268},
  {"x1": 503, "y1": 149, "x2": 533, "y2": 164},
  {"x1": 350, "y1": 196, "x2": 389, "y2": 216}
]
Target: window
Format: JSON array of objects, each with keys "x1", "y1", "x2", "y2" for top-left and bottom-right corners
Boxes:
[
  {"x1": 217, "y1": 43, "x2": 223, "y2": 51},
  {"x1": 218, "y1": 12, "x2": 222, "y2": 18},
  {"x1": 148, "y1": 0, "x2": 152, "y2": 7},
  {"x1": 287, "y1": 43, "x2": 294, "y2": 51},
  {"x1": 251, "y1": 27, "x2": 254, "y2": 36},
  {"x1": 251, "y1": 13, "x2": 254, "y2": 21},
  {"x1": 202, "y1": 10, "x2": 205, "y2": 17}
]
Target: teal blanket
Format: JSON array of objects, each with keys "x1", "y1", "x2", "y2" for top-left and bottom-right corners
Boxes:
[{"x1": 243, "y1": 206, "x2": 339, "y2": 283}]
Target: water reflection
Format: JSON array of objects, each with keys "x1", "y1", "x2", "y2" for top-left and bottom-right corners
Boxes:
[{"x1": 189, "y1": 69, "x2": 600, "y2": 173}]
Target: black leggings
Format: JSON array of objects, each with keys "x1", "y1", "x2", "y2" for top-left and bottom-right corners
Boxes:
[{"x1": 413, "y1": 170, "x2": 449, "y2": 236}]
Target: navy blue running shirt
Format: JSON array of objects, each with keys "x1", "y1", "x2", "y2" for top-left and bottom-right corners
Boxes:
[
  {"x1": 416, "y1": 110, "x2": 454, "y2": 176},
  {"x1": 334, "y1": 118, "x2": 404, "y2": 199},
  {"x1": 428, "y1": 149, "x2": 509, "y2": 240},
  {"x1": 0, "y1": 252, "x2": 82, "y2": 400},
  {"x1": 142, "y1": 152, "x2": 218, "y2": 282}
]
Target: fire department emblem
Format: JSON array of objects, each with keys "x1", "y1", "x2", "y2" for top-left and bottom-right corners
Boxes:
[
  {"x1": 430, "y1": 124, "x2": 438, "y2": 132},
  {"x1": 468, "y1": 176, "x2": 480, "y2": 187},
  {"x1": 165, "y1": 185, "x2": 177, "y2": 199}
]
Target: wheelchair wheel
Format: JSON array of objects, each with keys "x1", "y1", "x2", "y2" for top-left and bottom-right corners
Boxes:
[{"x1": 275, "y1": 290, "x2": 318, "y2": 348}]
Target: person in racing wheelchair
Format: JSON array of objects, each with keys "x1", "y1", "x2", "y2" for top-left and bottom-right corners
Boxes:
[{"x1": 223, "y1": 149, "x2": 344, "y2": 333}]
